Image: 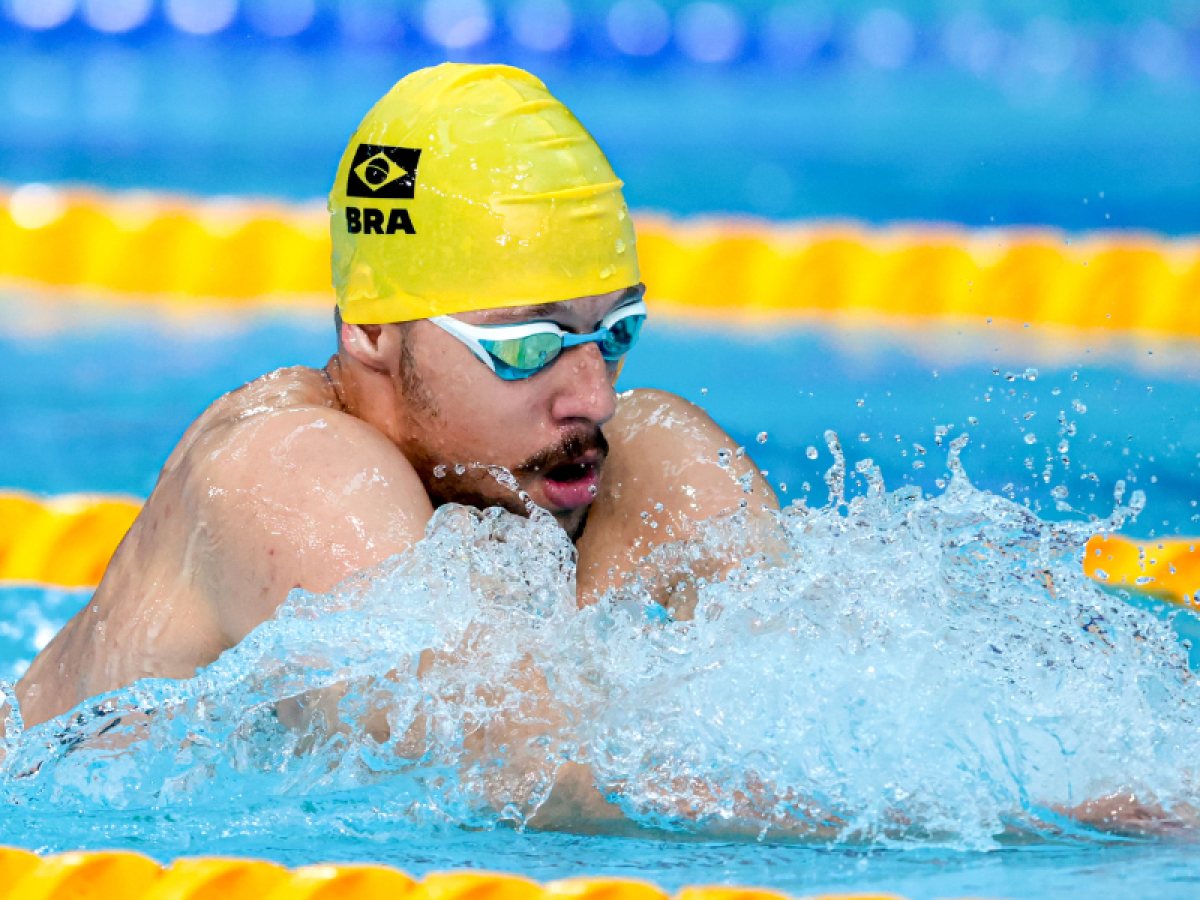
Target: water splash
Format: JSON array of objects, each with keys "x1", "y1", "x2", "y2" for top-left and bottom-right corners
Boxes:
[{"x1": 0, "y1": 435, "x2": 1195, "y2": 849}]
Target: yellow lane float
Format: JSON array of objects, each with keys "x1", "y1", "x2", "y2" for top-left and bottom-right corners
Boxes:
[
  {"x1": 0, "y1": 847, "x2": 909, "y2": 900},
  {"x1": 1084, "y1": 533, "x2": 1200, "y2": 604},
  {"x1": 2, "y1": 185, "x2": 1199, "y2": 331},
  {"x1": 0, "y1": 492, "x2": 140, "y2": 588}
]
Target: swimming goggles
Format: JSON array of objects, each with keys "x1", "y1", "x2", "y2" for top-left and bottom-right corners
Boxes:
[{"x1": 429, "y1": 298, "x2": 647, "y2": 381}]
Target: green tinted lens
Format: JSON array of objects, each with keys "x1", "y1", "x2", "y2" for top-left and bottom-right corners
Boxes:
[
  {"x1": 481, "y1": 333, "x2": 563, "y2": 379},
  {"x1": 600, "y1": 314, "x2": 645, "y2": 360}
]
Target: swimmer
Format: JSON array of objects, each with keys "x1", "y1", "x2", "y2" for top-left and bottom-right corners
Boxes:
[{"x1": 15, "y1": 64, "x2": 777, "y2": 734}]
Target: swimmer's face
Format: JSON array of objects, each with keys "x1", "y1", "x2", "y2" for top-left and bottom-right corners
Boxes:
[{"x1": 377, "y1": 286, "x2": 638, "y2": 538}]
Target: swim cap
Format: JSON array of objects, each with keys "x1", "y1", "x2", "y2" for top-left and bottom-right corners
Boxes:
[{"x1": 329, "y1": 63, "x2": 640, "y2": 324}]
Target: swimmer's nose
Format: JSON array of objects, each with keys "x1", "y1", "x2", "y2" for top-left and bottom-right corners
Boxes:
[{"x1": 549, "y1": 342, "x2": 617, "y2": 426}]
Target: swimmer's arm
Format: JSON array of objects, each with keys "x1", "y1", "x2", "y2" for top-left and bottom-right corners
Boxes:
[
  {"x1": 578, "y1": 388, "x2": 782, "y2": 612},
  {"x1": 199, "y1": 407, "x2": 433, "y2": 645},
  {"x1": 530, "y1": 762, "x2": 846, "y2": 840}
]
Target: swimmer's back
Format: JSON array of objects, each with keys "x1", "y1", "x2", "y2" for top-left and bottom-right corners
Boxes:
[{"x1": 16, "y1": 365, "x2": 433, "y2": 727}]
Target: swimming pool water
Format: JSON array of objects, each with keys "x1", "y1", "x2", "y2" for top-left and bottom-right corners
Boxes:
[{"x1": 4, "y1": 291, "x2": 1200, "y2": 898}]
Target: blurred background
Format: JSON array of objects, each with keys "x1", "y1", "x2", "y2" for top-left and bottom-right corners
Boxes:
[{"x1": 2, "y1": 0, "x2": 1198, "y2": 229}]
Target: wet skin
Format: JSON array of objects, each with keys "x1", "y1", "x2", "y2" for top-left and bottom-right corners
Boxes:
[{"x1": 15, "y1": 287, "x2": 778, "y2": 731}]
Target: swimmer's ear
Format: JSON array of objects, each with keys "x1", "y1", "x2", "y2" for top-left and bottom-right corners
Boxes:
[{"x1": 339, "y1": 322, "x2": 405, "y2": 376}]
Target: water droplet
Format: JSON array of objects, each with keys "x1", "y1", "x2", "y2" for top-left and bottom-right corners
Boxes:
[
  {"x1": 968, "y1": 417, "x2": 978, "y2": 425},
  {"x1": 454, "y1": 463, "x2": 467, "y2": 475},
  {"x1": 1024, "y1": 433, "x2": 1038, "y2": 445},
  {"x1": 735, "y1": 446, "x2": 746, "y2": 459},
  {"x1": 778, "y1": 482, "x2": 788, "y2": 493},
  {"x1": 433, "y1": 464, "x2": 447, "y2": 478},
  {"x1": 1051, "y1": 485, "x2": 1068, "y2": 500},
  {"x1": 1094, "y1": 568, "x2": 1109, "y2": 581},
  {"x1": 717, "y1": 448, "x2": 732, "y2": 468},
  {"x1": 654, "y1": 502, "x2": 664, "y2": 511},
  {"x1": 615, "y1": 239, "x2": 626, "y2": 254},
  {"x1": 700, "y1": 387, "x2": 708, "y2": 395},
  {"x1": 1135, "y1": 575, "x2": 1155, "y2": 586},
  {"x1": 588, "y1": 484, "x2": 598, "y2": 496},
  {"x1": 856, "y1": 398, "x2": 865, "y2": 407},
  {"x1": 913, "y1": 460, "x2": 925, "y2": 469},
  {"x1": 1025, "y1": 367, "x2": 1038, "y2": 381},
  {"x1": 801, "y1": 481, "x2": 811, "y2": 492},
  {"x1": 806, "y1": 446, "x2": 818, "y2": 460},
  {"x1": 599, "y1": 265, "x2": 615, "y2": 279},
  {"x1": 757, "y1": 431, "x2": 768, "y2": 444},
  {"x1": 859, "y1": 433, "x2": 871, "y2": 442}
]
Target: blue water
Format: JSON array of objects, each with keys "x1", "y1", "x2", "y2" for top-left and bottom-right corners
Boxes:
[{"x1": 5, "y1": 293, "x2": 1200, "y2": 899}]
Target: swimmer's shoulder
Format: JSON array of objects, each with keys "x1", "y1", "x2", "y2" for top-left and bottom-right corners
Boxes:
[
  {"x1": 602, "y1": 387, "x2": 776, "y2": 513},
  {"x1": 607, "y1": 388, "x2": 770, "y2": 497},
  {"x1": 174, "y1": 364, "x2": 433, "y2": 644},
  {"x1": 160, "y1": 365, "x2": 335, "y2": 470}
]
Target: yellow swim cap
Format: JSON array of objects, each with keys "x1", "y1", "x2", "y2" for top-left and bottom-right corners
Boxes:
[{"x1": 329, "y1": 63, "x2": 639, "y2": 324}]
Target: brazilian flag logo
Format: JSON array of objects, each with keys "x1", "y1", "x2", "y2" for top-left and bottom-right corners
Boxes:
[{"x1": 346, "y1": 144, "x2": 422, "y2": 199}]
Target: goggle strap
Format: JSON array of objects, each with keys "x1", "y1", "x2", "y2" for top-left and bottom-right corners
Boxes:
[{"x1": 427, "y1": 316, "x2": 499, "y2": 374}]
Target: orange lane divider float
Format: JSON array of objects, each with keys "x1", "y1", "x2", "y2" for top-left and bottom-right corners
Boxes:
[
  {"x1": 1, "y1": 184, "x2": 1199, "y2": 330},
  {"x1": 1, "y1": 491, "x2": 1198, "y2": 605},
  {"x1": 0, "y1": 847, "x2": 908, "y2": 900}
]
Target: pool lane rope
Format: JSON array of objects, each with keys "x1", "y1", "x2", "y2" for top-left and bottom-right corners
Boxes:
[
  {"x1": 0, "y1": 493, "x2": 140, "y2": 589},
  {"x1": 0, "y1": 846, "x2": 908, "y2": 900},
  {"x1": 2, "y1": 185, "x2": 1199, "y2": 331},
  {"x1": 0, "y1": 492, "x2": 1195, "y2": 604}
]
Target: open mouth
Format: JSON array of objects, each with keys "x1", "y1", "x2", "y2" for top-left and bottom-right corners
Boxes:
[
  {"x1": 545, "y1": 461, "x2": 594, "y2": 483},
  {"x1": 540, "y1": 456, "x2": 602, "y2": 511}
]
